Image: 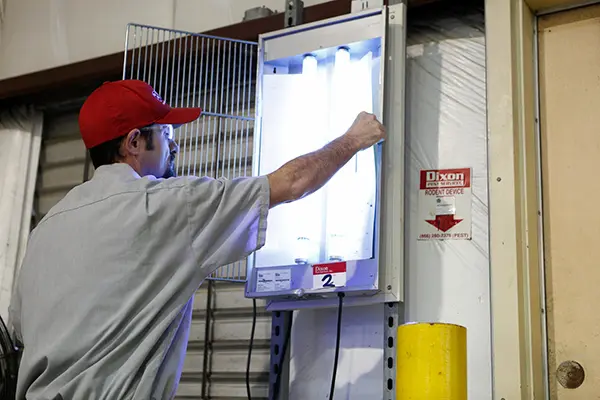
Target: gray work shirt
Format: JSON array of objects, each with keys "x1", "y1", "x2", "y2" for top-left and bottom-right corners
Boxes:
[{"x1": 9, "y1": 163, "x2": 270, "y2": 400}]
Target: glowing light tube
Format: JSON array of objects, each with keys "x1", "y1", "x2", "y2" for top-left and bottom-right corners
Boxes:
[
  {"x1": 302, "y1": 54, "x2": 318, "y2": 76},
  {"x1": 292, "y1": 53, "x2": 323, "y2": 264},
  {"x1": 325, "y1": 47, "x2": 377, "y2": 261},
  {"x1": 325, "y1": 48, "x2": 354, "y2": 261},
  {"x1": 335, "y1": 47, "x2": 350, "y2": 68}
]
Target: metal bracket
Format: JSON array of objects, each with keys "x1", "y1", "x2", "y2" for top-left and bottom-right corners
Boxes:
[
  {"x1": 243, "y1": 6, "x2": 275, "y2": 21},
  {"x1": 269, "y1": 310, "x2": 293, "y2": 400},
  {"x1": 384, "y1": 302, "x2": 402, "y2": 400},
  {"x1": 351, "y1": 0, "x2": 384, "y2": 12},
  {"x1": 284, "y1": 0, "x2": 304, "y2": 28}
]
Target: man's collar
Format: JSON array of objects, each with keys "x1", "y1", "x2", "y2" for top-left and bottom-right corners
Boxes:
[{"x1": 92, "y1": 163, "x2": 142, "y2": 181}]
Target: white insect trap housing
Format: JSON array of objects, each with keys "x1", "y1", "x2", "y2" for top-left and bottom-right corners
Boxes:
[{"x1": 245, "y1": 5, "x2": 406, "y2": 310}]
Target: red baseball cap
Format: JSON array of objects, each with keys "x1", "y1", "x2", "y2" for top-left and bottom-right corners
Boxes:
[{"x1": 79, "y1": 79, "x2": 202, "y2": 149}]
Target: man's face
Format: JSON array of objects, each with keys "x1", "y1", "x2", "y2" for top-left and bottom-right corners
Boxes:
[{"x1": 138, "y1": 124, "x2": 179, "y2": 178}]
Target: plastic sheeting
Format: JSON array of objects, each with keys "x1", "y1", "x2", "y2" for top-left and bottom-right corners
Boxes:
[
  {"x1": 0, "y1": 106, "x2": 43, "y2": 321},
  {"x1": 404, "y1": 8, "x2": 491, "y2": 399},
  {"x1": 289, "y1": 6, "x2": 491, "y2": 399}
]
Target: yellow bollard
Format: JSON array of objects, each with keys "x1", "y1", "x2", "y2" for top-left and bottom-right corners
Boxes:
[{"x1": 396, "y1": 322, "x2": 467, "y2": 400}]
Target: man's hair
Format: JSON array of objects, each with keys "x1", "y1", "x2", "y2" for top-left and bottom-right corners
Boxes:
[{"x1": 88, "y1": 128, "x2": 155, "y2": 169}]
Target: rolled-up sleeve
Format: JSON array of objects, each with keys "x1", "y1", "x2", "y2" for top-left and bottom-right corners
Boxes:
[{"x1": 185, "y1": 175, "x2": 270, "y2": 275}]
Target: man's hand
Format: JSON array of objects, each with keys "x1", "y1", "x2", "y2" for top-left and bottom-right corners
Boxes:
[
  {"x1": 344, "y1": 112, "x2": 387, "y2": 151},
  {"x1": 267, "y1": 112, "x2": 385, "y2": 208}
]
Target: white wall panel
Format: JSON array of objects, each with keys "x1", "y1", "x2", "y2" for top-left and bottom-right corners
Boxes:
[{"x1": 0, "y1": 0, "x2": 330, "y2": 81}]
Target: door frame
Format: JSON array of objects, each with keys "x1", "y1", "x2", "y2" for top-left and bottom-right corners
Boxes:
[{"x1": 486, "y1": 0, "x2": 600, "y2": 399}]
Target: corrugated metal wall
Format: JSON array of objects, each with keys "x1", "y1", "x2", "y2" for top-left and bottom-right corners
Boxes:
[{"x1": 35, "y1": 104, "x2": 272, "y2": 399}]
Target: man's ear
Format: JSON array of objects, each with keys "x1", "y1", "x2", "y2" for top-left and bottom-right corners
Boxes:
[{"x1": 123, "y1": 129, "x2": 142, "y2": 156}]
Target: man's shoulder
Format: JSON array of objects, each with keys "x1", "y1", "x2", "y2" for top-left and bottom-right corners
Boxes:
[
  {"x1": 148, "y1": 174, "x2": 268, "y2": 194},
  {"x1": 38, "y1": 172, "x2": 149, "y2": 225},
  {"x1": 39, "y1": 165, "x2": 268, "y2": 226}
]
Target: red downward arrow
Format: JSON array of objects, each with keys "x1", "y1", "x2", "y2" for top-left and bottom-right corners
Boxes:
[{"x1": 426, "y1": 214, "x2": 463, "y2": 232}]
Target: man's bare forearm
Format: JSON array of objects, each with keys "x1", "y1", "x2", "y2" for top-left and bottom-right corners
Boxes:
[
  {"x1": 267, "y1": 134, "x2": 361, "y2": 207},
  {"x1": 265, "y1": 112, "x2": 385, "y2": 208}
]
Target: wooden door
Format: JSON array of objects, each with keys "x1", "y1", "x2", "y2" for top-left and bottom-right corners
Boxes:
[{"x1": 538, "y1": 4, "x2": 600, "y2": 398}]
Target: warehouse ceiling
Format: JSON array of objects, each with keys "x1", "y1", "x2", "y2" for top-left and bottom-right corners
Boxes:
[{"x1": 0, "y1": 0, "x2": 474, "y2": 110}]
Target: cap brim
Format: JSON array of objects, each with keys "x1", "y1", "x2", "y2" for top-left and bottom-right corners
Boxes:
[{"x1": 156, "y1": 107, "x2": 202, "y2": 128}]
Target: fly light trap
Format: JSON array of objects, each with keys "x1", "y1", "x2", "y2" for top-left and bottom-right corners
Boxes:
[{"x1": 245, "y1": 5, "x2": 406, "y2": 310}]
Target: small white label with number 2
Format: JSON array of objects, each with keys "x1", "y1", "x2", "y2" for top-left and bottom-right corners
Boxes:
[{"x1": 312, "y1": 262, "x2": 347, "y2": 289}]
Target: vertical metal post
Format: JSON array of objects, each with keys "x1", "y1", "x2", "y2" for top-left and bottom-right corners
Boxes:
[
  {"x1": 269, "y1": 310, "x2": 293, "y2": 400},
  {"x1": 259, "y1": 0, "x2": 328, "y2": 386},
  {"x1": 382, "y1": 3, "x2": 406, "y2": 397},
  {"x1": 384, "y1": 302, "x2": 402, "y2": 400},
  {"x1": 284, "y1": 0, "x2": 304, "y2": 28}
]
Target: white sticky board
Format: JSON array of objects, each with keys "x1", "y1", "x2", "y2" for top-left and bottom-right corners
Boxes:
[{"x1": 404, "y1": 11, "x2": 492, "y2": 400}]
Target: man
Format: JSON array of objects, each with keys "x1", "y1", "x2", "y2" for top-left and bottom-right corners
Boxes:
[{"x1": 9, "y1": 79, "x2": 385, "y2": 399}]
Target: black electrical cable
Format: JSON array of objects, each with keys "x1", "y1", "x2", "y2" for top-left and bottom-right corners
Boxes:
[
  {"x1": 328, "y1": 292, "x2": 344, "y2": 400},
  {"x1": 247, "y1": 292, "x2": 342, "y2": 399},
  {"x1": 201, "y1": 280, "x2": 214, "y2": 399},
  {"x1": 246, "y1": 300, "x2": 293, "y2": 400},
  {"x1": 246, "y1": 299, "x2": 257, "y2": 400}
]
